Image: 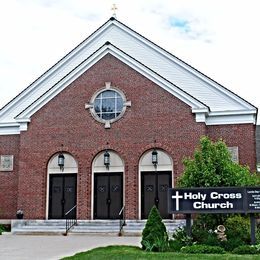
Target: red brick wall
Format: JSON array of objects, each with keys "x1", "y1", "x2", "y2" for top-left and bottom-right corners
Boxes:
[
  {"x1": 16, "y1": 54, "x2": 206, "y2": 219},
  {"x1": 207, "y1": 124, "x2": 256, "y2": 171},
  {"x1": 1, "y1": 54, "x2": 256, "y2": 220},
  {"x1": 0, "y1": 135, "x2": 20, "y2": 218}
]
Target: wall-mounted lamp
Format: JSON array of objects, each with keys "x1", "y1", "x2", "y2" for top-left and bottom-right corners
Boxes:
[
  {"x1": 152, "y1": 149, "x2": 158, "y2": 167},
  {"x1": 58, "y1": 152, "x2": 65, "y2": 171},
  {"x1": 104, "y1": 150, "x2": 110, "y2": 169}
]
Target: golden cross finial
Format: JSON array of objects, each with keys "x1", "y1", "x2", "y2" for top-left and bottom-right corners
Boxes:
[{"x1": 111, "y1": 4, "x2": 118, "y2": 19}]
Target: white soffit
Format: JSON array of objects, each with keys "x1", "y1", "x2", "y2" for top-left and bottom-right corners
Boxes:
[{"x1": 0, "y1": 18, "x2": 257, "y2": 134}]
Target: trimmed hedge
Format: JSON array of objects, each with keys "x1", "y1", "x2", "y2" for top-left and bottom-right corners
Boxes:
[
  {"x1": 232, "y1": 245, "x2": 259, "y2": 255},
  {"x1": 181, "y1": 245, "x2": 225, "y2": 254}
]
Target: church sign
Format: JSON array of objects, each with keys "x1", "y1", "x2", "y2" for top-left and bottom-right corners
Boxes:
[
  {"x1": 168, "y1": 187, "x2": 260, "y2": 214},
  {"x1": 246, "y1": 188, "x2": 260, "y2": 212}
]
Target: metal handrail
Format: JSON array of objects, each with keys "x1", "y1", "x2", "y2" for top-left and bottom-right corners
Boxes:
[
  {"x1": 118, "y1": 205, "x2": 126, "y2": 236},
  {"x1": 65, "y1": 204, "x2": 77, "y2": 216},
  {"x1": 119, "y1": 205, "x2": 125, "y2": 216},
  {"x1": 64, "y1": 204, "x2": 77, "y2": 236}
]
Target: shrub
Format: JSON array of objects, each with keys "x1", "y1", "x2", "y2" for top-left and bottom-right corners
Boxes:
[
  {"x1": 141, "y1": 206, "x2": 168, "y2": 252},
  {"x1": 232, "y1": 245, "x2": 259, "y2": 255},
  {"x1": 172, "y1": 227, "x2": 193, "y2": 246},
  {"x1": 193, "y1": 214, "x2": 227, "y2": 231},
  {"x1": 0, "y1": 224, "x2": 5, "y2": 235},
  {"x1": 191, "y1": 214, "x2": 251, "y2": 251},
  {"x1": 153, "y1": 236, "x2": 169, "y2": 252},
  {"x1": 181, "y1": 244, "x2": 225, "y2": 254},
  {"x1": 256, "y1": 223, "x2": 260, "y2": 244},
  {"x1": 0, "y1": 224, "x2": 10, "y2": 235},
  {"x1": 221, "y1": 238, "x2": 246, "y2": 252},
  {"x1": 203, "y1": 234, "x2": 221, "y2": 247},
  {"x1": 255, "y1": 244, "x2": 260, "y2": 252},
  {"x1": 168, "y1": 239, "x2": 183, "y2": 252},
  {"x1": 192, "y1": 215, "x2": 222, "y2": 246},
  {"x1": 225, "y1": 215, "x2": 250, "y2": 244}
]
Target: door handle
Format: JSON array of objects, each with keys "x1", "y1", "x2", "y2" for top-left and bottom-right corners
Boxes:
[{"x1": 107, "y1": 198, "x2": 111, "y2": 204}]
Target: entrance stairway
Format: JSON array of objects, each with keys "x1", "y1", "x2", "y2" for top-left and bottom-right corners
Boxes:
[{"x1": 11, "y1": 219, "x2": 185, "y2": 236}]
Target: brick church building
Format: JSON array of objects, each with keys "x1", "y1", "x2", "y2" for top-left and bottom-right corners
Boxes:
[{"x1": 0, "y1": 18, "x2": 257, "y2": 221}]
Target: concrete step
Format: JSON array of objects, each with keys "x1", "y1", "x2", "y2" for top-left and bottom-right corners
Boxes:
[
  {"x1": 76, "y1": 220, "x2": 120, "y2": 226},
  {"x1": 11, "y1": 219, "x2": 185, "y2": 236},
  {"x1": 12, "y1": 220, "x2": 66, "y2": 226},
  {"x1": 120, "y1": 220, "x2": 185, "y2": 236},
  {"x1": 70, "y1": 220, "x2": 184, "y2": 236},
  {"x1": 11, "y1": 220, "x2": 66, "y2": 235}
]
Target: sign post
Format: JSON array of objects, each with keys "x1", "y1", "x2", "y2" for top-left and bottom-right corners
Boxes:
[
  {"x1": 250, "y1": 214, "x2": 256, "y2": 245},
  {"x1": 186, "y1": 214, "x2": 192, "y2": 237},
  {"x1": 168, "y1": 187, "x2": 260, "y2": 244}
]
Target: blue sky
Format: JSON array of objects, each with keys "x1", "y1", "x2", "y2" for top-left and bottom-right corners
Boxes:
[
  {"x1": 0, "y1": 0, "x2": 259, "y2": 122},
  {"x1": 169, "y1": 17, "x2": 190, "y2": 33}
]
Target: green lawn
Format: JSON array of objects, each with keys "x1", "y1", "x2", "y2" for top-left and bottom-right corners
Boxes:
[{"x1": 62, "y1": 245, "x2": 260, "y2": 260}]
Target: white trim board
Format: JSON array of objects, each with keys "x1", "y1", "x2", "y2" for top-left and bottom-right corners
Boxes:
[{"x1": 0, "y1": 18, "x2": 257, "y2": 135}]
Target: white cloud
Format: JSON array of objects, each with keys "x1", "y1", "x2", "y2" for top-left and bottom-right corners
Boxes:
[{"x1": 0, "y1": 0, "x2": 259, "y2": 122}]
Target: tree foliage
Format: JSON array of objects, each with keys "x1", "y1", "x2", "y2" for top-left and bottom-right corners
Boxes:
[
  {"x1": 141, "y1": 206, "x2": 168, "y2": 252},
  {"x1": 178, "y1": 136, "x2": 259, "y2": 187}
]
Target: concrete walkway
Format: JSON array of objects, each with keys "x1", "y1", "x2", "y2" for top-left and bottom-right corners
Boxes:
[{"x1": 0, "y1": 234, "x2": 141, "y2": 260}]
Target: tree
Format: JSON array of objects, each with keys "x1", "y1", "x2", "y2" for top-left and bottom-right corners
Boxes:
[
  {"x1": 141, "y1": 206, "x2": 168, "y2": 252},
  {"x1": 177, "y1": 136, "x2": 259, "y2": 239},
  {"x1": 178, "y1": 136, "x2": 259, "y2": 188}
]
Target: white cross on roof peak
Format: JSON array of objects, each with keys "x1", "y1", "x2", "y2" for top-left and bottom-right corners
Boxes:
[{"x1": 111, "y1": 4, "x2": 118, "y2": 19}]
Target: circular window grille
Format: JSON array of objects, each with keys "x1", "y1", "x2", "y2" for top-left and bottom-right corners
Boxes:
[
  {"x1": 94, "y1": 90, "x2": 123, "y2": 120},
  {"x1": 86, "y1": 82, "x2": 131, "y2": 128}
]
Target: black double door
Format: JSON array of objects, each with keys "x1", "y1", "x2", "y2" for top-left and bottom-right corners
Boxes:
[
  {"x1": 141, "y1": 171, "x2": 172, "y2": 219},
  {"x1": 49, "y1": 174, "x2": 77, "y2": 219},
  {"x1": 94, "y1": 173, "x2": 123, "y2": 219}
]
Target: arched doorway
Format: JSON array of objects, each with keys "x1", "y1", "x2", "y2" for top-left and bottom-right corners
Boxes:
[
  {"x1": 139, "y1": 149, "x2": 173, "y2": 219},
  {"x1": 92, "y1": 150, "x2": 124, "y2": 219},
  {"x1": 47, "y1": 153, "x2": 78, "y2": 219}
]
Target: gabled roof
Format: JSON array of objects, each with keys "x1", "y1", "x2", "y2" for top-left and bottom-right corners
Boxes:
[{"x1": 0, "y1": 17, "x2": 257, "y2": 135}]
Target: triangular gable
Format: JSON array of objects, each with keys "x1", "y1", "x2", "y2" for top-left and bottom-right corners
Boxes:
[
  {"x1": 0, "y1": 18, "x2": 257, "y2": 134},
  {"x1": 15, "y1": 43, "x2": 207, "y2": 119}
]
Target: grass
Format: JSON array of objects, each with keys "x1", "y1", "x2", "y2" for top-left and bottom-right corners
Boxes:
[{"x1": 62, "y1": 245, "x2": 260, "y2": 260}]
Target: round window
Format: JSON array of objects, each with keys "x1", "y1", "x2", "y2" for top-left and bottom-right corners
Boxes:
[
  {"x1": 94, "y1": 90, "x2": 123, "y2": 120},
  {"x1": 86, "y1": 83, "x2": 131, "y2": 128}
]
